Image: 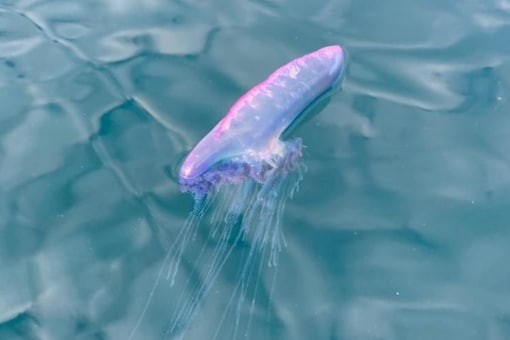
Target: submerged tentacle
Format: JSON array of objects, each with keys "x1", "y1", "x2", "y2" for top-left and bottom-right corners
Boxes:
[
  {"x1": 128, "y1": 192, "x2": 213, "y2": 340},
  {"x1": 166, "y1": 192, "x2": 214, "y2": 285},
  {"x1": 208, "y1": 150, "x2": 305, "y2": 339},
  {"x1": 163, "y1": 179, "x2": 258, "y2": 339}
]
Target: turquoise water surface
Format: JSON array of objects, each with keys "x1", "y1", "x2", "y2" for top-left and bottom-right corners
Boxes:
[{"x1": 1, "y1": 0, "x2": 510, "y2": 339}]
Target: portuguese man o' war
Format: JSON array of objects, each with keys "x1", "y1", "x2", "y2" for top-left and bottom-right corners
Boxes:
[{"x1": 130, "y1": 45, "x2": 345, "y2": 339}]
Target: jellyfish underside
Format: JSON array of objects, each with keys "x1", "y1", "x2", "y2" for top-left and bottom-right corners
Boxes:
[
  {"x1": 169, "y1": 137, "x2": 304, "y2": 339},
  {"x1": 128, "y1": 138, "x2": 305, "y2": 340}
]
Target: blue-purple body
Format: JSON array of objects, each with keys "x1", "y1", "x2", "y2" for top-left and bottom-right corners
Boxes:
[
  {"x1": 127, "y1": 45, "x2": 346, "y2": 340},
  {"x1": 180, "y1": 45, "x2": 345, "y2": 188}
]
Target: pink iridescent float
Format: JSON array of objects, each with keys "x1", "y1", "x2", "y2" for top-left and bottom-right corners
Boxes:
[
  {"x1": 130, "y1": 45, "x2": 345, "y2": 340},
  {"x1": 180, "y1": 45, "x2": 345, "y2": 193}
]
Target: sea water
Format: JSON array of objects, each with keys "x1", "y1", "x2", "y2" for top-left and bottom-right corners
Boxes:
[{"x1": 0, "y1": 0, "x2": 510, "y2": 339}]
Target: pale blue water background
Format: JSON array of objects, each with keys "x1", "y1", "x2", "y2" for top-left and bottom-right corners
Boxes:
[{"x1": 1, "y1": 0, "x2": 510, "y2": 339}]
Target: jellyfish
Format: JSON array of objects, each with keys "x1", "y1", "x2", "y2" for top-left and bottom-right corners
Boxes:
[{"x1": 130, "y1": 45, "x2": 345, "y2": 340}]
